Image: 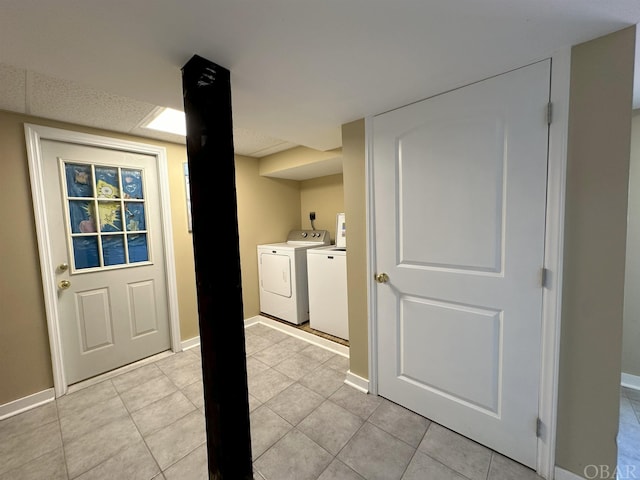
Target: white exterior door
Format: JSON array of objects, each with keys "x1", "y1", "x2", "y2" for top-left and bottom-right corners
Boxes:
[
  {"x1": 41, "y1": 140, "x2": 171, "y2": 385},
  {"x1": 372, "y1": 59, "x2": 550, "y2": 468}
]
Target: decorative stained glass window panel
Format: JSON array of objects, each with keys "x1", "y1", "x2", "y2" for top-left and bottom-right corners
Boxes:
[
  {"x1": 121, "y1": 169, "x2": 143, "y2": 199},
  {"x1": 95, "y1": 167, "x2": 120, "y2": 199},
  {"x1": 98, "y1": 202, "x2": 122, "y2": 232},
  {"x1": 128, "y1": 234, "x2": 149, "y2": 263},
  {"x1": 65, "y1": 163, "x2": 93, "y2": 197},
  {"x1": 72, "y1": 237, "x2": 100, "y2": 269},
  {"x1": 102, "y1": 236, "x2": 126, "y2": 266},
  {"x1": 68, "y1": 201, "x2": 96, "y2": 234},
  {"x1": 62, "y1": 160, "x2": 150, "y2": 271},
  {"x1": 124, "y1": 203, "x2": 145, "y2": 231}
]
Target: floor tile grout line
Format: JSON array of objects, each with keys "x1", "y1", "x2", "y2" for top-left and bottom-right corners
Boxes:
[
  {"x1": 130, "y1": 390, "x2": 199, "y2": 438},
  {"x1": 57, "y1": 378, "x2": 118, "y2": 420},
  {"x1": 158, "y1": 438, "x2": 207, "y2": 476},
  {"x1": 358, "y1": 407, "x2": 432, "y2": 454},
  {"x1": 0, "y1": 412, "x2": 69, "y2": 480},
  {"x1": 119, "y1": 392, "x2": 164, "y2": 478},
  {"x1": 398, "y1": 447, "x2": 419, "y2": 480},
  {"x1": 65, "y1": 439, "x2": 137, "y2": 480},
  {"x1": 325, "y1": 384, "x2": 392, "y2": 464},
  {"x1": 254, "y1": 322, "x2": 478, "y2": 478},
  {"x1": 0, "y1": 403, "x2": 60, "y2": 449},
  {"x1": 246, "y1": 341, "x2": 350, "y2": 465},
  {"x1": 247, "y1": 325, "x2": 364, "y2": 478},
  {"x1": 64, "y1": 419, "x2": 143, "y2": 480},
  {"x1": 63, "y1": 377, "x2": 158, "y2": 479},
  {"x1": 58, "y1": 352, "x2": 202, "y2": 480},
  {"x1": 422, "y1": 447, "x2": 477, "y2": 480},
  {"x1": 113, "y1": 362, "x2": 177, "y2": 479},
  {"x1": 485, "y1": 451, "x2": 496, "y2": 480},
  {"x1": 119, "y1": 372, "x2": 176, "y2": 415}
]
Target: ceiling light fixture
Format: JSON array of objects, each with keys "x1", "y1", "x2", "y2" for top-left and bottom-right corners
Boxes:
[{"x1": 141, "y1": 107, "x2": 186, "y2": 136}]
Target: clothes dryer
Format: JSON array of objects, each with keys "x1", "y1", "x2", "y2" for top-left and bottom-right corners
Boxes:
[{"x1": 257, "y1": 230, "x2": 330, "y2": 324}]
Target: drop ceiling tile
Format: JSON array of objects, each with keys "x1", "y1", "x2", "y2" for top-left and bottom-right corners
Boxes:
[
  {"x1": 0, "y1": 63, "x2": 26, "y2": 113},
  {"x1": 30, "y1": 72, "x2": 156, "y2": 133}
]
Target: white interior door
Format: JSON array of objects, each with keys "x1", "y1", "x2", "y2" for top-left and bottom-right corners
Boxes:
[
  {"x1": 372, "y1": 59, "x2": 551, "y2": 468},
  {"x1": 41, "y1": 140, "x2": 171, "y2": 385}
]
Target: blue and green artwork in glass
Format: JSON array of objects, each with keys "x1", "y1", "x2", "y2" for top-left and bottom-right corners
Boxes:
[
  {"x1": 72, "y1": 237, "x2": 100, "y2": 269},
  {"x1": 121, "y1": 169, "x2": 143, "y2": 199},
  {"x1": 65, "y1": 163, "x2": 93, "y2": 198},
  {"x1": 68, "y1": 200, "x2": 97, "y2": 234},
  {"x1": 97, "y1": 202, "x2": 122, "y2": 232},
  {"x1": 128, "y1": 234, "x2": 149, "y2": 263},
  {"x1": 124, "y1": 203, "x2": 145, "y2": 231},
  {"x1": 102, "y1": 236, "x2": 126, "y2": 266}
]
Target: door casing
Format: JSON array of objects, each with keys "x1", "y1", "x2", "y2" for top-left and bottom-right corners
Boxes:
[
  {"x1": 25, "y1": 124, "x2": 182, "y2": 397},
  {"x1": 366, "y1": 49, "x2": 571, "y2": 480}
]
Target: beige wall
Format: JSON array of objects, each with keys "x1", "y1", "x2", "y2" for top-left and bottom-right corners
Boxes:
[
  {"x1": 300, "y1": 174, "x2": 344, "y2": 241},
  {"x1": 235, "y1": 155, "x2": 302, "y2": 318},
  {"x1": 623, "y1": 110, "x2": 640, "y2": 378},
  {"x1": 0, "y1": 109, "x2": 327, "y2": 406},
  {"x1": 342, "y1": 119, "x2": 368, "y2": 378},
  {"x1": 556, "y1": 26, "x2": 635, "y2": 475},
  {"x1": 5, "y1": 27, "x2": 634, "y2": 473},
  {"x1": 0, "y1": 111, "x2": 54, "y2": 404},
  {"x1": 0, "y1": 110, "x2": 200, "y2": 404},
  {"x1": 164, "y1": 142, "x2": 199, "y2": 341}
]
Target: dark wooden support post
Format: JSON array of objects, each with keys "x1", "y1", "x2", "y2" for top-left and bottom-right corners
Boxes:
[{"x1": 181, "y1": 54, "x2": 253, "y2": 479}]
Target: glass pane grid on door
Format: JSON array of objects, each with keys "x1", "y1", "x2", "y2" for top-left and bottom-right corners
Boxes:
[{"x1": 61, "y1": 161, "x2": 150, "y2": 271}]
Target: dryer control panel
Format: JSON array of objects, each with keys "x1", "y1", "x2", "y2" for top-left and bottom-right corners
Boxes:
[{"x1": 286, "y1": 229, "x2": 330, "y2": 245}]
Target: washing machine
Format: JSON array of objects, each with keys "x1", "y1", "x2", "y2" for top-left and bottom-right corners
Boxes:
[
  {"x1": 257, "y1": 229, "x2": 330, "y2": 325},
  {"x1": 307, "y1": 245, "x2": 349, "y2": 340}
]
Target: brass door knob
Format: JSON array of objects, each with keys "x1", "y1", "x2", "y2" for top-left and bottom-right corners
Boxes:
[
  {"x1": 57, "y1": 263, "x2": 69, "y2": 272},
  {"x1": 375, "y1": 273, "x2": 389, "y2": 283},
  {"x1": 58, "y1": 280, "x2": 71, "y2": 290}
]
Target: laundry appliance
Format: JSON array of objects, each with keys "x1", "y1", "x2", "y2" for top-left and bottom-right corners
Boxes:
[
  {"x1": 307, "y1": 213, "x2": 349, "y2": 340},
  {"x1": 257, "y1": 229, "x2": 330, "y2": 325}
]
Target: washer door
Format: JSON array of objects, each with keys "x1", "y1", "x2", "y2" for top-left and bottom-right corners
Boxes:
[{"x1": 260, "y1": 252, "x2": 292, "y2": 297}]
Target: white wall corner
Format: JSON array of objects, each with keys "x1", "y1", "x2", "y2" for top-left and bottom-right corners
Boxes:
[
  {"x1": 0, "y1": 388, "x2": 55, "y2": 421},
  {"x1": 621, "y1": 372, "x2": 640, "y2": 391},
  {"x1": 181, "y1": 336, "x2": 201, "y2": 351},
  {"x1": 345, "y1": 371, "x2": 369, "y2": 393},
  {"x1": 244, "y1": 316, "x2": 262, "y2": 327}
]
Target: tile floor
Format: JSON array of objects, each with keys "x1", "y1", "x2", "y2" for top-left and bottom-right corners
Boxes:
[
  {"x1": 619, "y1": 386, "x2": 640, "y2": 476},
  {"x1": 0, "y1": 322, "x2": 544, "y2": 480}
]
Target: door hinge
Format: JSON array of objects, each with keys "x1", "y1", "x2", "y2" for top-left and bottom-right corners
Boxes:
[
  {"x1": 536, "y1": 417, "x2": 544, "y2": 438},
  {"x1": 546, "y1": 102, "x2": 553, "y2": 125},
  {"x1": 541, "y1": 267, "x2": 550, "y2": 288}
]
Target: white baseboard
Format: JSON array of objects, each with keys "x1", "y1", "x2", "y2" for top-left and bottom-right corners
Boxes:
[
  {"x1": 246, "y1": 315, "x2": 349, "y2": 357},
  {"x1": 555, "y1": 467, "x2": 584, "y2": 480},
  {"x1": 181, "y1": 336, "x2": 201, "y2": 351},
  {"x1": 0, "y1": 388, "x2": 55, "y2": 421},
  {"x1": 622, "y1": 372, "x2": 640, "y2": 391},
  {"x1": 244, "y1": 316, "x2": 262, "y2": 327},
  {"x1": 182, "y1": 317, "x2": 350, "y2": 357},
  {"x1": 345, "y1": 370, "x2": 369, "y2": 393}
]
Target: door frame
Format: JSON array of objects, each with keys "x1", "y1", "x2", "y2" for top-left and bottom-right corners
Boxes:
[
  {"x1": 24, "y1": 124, "x2": 182, "y2": 398},
  {"x1": 365, "y1": 48, "x2": 571, "y2": 480}
]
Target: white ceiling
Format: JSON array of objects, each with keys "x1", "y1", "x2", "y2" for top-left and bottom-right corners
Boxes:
[{"x1": 1, "y1": 1, "x2": 640, "y2": 157}]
